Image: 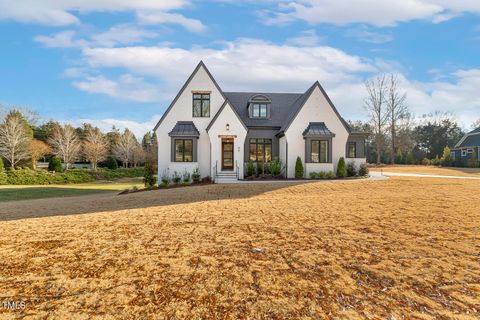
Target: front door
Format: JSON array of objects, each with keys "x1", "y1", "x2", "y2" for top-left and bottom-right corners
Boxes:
[{"x1": 222, "y1": 139, "x2": 234, "y2": 171}]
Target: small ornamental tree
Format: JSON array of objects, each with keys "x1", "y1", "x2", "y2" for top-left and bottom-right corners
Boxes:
[
  {"x1": 295, "y1": 156, "x2": 304, "y2": 179},
  {"x1": 440, "y1": 146, "x2": 452, "y2": 167},
  {"x1": 48, "y1": 156, "x2": 63, "y2": 172},
  {"x1": 336, "y1": 157, "x2": 347, "y2": 178},
  {"x1": 358, "y1": 163, "x2": 369, "y2": 176},
  {"x1": 143, "y1": 156, "x2": 157, "y2": 188},
  {"x1": 105, "y1": 157, "x2": 118, "y2": 170}
]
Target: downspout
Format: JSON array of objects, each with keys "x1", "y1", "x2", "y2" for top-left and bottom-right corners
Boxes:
[{"x1": 285, "y1": 140, "x2": 288, "y2": 179}]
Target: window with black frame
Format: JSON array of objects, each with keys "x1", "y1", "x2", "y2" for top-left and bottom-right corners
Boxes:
[
  {"x1": 311, "y1": 140, "x2": 328, "y2": 163},
  {"x1": 250, "y1": 103, "x2": 268, "y2": 118},
  {"x1": 348, "y1": 142, "x2": 356, "y2": 158},
  {"x1": 192, "y1": 93, "x2": 210, "y2": 117},
  {"x1": 249, "y1": 138, "x2": 272, "y2": 162},
  {"x1": 175, "y1": 139, "x2": 193, "y2": 162}
]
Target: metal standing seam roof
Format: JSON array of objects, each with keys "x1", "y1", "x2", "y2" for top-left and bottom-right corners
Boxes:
[
  {"x1": 302, "y1": 122, "x2": 336, "y2": 137},
  {"x1": 457, "y1": 134, "x2": 480, "y2": 148},
  {"x1": 168, "y1": 121, "x2": 200, "y2": 137}
]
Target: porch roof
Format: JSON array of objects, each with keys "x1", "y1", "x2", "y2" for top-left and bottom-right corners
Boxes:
[
  {"x1": 302, "y1": 122, "x2": 336, "y2": 138},
  {"x1": 168, "y1": 121, "x2": 200, "y2": 137}
]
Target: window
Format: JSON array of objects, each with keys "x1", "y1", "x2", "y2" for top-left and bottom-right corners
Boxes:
[
  {"x1": 249, "y1": 138, "x2": 272, "y2": 162},
  {"x1": 175, "y1": 139, "x2": 193, "y2": 162},
  {"x1": 348, "y1": 142, "x2": 356, "y2": 158},
  {"x1": 311, "y1": 140, "x2": 328, "y2": 163},
  {"x1": 193, "y1": 93, "x2": 210, "y2": 117},
  {"x1": 250, "y1": 103, "x2": 268, "y2": 118},
  {"x1": 462, "y1": 148, "x2": 474, "y2": 157}
]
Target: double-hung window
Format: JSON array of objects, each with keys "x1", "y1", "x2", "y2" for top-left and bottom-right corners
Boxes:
[
  {"x1": 311, "y1": 140, "x2": 328, "y2": 163},
  {"x1": 250, "y1": 103, "x2": 268, "y2": 118},
  {"x1": 175, "y1": 139, "x2": 193, "y2": 162},
  {"x1": 193, "y1": 93, "x2": 210, "y2": 117}
]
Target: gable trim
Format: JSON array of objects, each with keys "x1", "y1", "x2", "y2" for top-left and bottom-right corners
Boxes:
[
  {"x1": 282, "y1": 81, "x2": 351, "y2": 134},
  {"x1": 206, "y1": 99, "x2": 248, "y2": 132},
  {"x1": 153, "y1": 61, "x2": 226, "y2": 132}
]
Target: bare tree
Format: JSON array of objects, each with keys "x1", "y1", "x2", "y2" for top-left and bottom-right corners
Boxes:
[
  {"x1": 83, "y1": 126, "x2": 107, "y2": 170},
  {"x1": 30, "y1": 139, "x2": 52, "y2": 169},
  {"x1": 364, "y1": 74, "x2": 388, "y2": 164},
  {"x1": 0, "y1": 111, "x2": 32, "y2": 168},
  {"x1": 49, "y1": 124, "x2": 81, "y2": 170},
  {"x1": 471, "y1": 118, "x2": 480, "y2": 130},
  {"x1": 114, "y1": 129, "x2": 137, "y2": 168},
  {"x1": 386, "y1": 74, "x2": 408, "y2": 164},
  {"x1": 132, "y1": 144, "x2": 146, "y2": 167}
]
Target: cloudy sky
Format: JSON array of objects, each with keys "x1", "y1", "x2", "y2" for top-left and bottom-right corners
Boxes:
[{"x1": 1, "y1": 0, "x2": 479, "y2": 137}]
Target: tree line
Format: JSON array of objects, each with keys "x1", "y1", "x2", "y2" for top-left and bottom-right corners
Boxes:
[
  {"x1": 0, "y1": 108, "x2": 157, "y2": 170},
  {"x1": 361, "y1": 73, "x2": 479, "y2": 165}
]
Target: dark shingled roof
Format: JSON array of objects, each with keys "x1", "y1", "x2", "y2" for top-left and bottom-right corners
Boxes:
[
  {"x1": 458, "y1": 134, "x2": 480, "y2": 148},
  {"x1": 168, "y1": 121, "x2": 200, "y2": 137},
  {"x1": 303, "y1": 122, "x2": 336, "y2": 137},
  {"x1": 469, "y1": 127, "x2": 480, "y2": 134},
  {"x1": 223, "y1": 92, "x2": 305, "y2": 128}
]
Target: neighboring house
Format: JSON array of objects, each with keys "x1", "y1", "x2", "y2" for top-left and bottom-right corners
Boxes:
[
  {"x1": 154, "y1": 61, "x2": 367, "y2": 182},
  {"x1": 451, "y1": 127, "x2": 480, "y2": 165}
]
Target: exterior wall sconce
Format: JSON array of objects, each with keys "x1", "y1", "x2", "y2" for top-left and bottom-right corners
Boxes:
[{"x1": 226, "y1": 123, "x2": 230, "y2": 131}]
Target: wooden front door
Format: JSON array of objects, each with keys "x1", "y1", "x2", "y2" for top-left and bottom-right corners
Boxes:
[{"x1": 222, "y1": 139, "x2": 234, "y2": 171}]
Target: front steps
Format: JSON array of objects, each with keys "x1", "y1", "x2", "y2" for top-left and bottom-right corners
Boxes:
[{"x1": 215, "y1": 171, "x2": 238, "y2": 183}]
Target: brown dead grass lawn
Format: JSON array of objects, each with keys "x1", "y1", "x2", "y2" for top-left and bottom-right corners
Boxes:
[
  {"x1": 370, "y1": 165, "x2": 480, "y2": 177},
  {"x1": 0, "y1": 177, "x2": 479, "y2": 319}
]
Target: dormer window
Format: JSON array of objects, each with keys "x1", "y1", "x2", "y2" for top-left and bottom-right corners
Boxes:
[{"x1": 248, "y1": 94, "x2": 271, "y2": 119}]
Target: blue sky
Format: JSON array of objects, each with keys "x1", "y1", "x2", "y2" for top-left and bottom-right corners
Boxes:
[{"x1": 0, "y1": 0, "x2": 479, "y2": 136}]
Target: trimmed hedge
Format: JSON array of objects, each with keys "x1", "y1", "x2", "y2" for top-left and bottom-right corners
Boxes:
[{"x1": 1, "y1": 167, "x2": 145, "y2": 185}]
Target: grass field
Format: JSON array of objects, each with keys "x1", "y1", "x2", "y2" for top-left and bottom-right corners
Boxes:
[
  {"x1": 0, "y1": 177, "x2": 479, "y2": 319},
  {"x1": 370, "y1": 164, "x2": 480, "y2": 177},
  {"x1": 0, "y1": 177, "x2": 143, "y2": 202}
]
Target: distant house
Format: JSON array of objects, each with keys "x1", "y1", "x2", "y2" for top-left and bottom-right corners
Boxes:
[
  {"x1": 451, "y1": 127, "x2": 480, "y2": 165},
  {"x1": 154, "y1": 61, "x2": 367, "y2": 182}
]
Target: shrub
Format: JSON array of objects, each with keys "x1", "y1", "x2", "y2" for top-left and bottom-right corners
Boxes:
[
  {"x1": 172, "y1": 171, "x2": 181, "y2": 184},
  {"x1": 395, "y1": 150, "x2": 404, "y2": 164},
  {"x1": 105, "y1": 157, "x2": 118, "y2": 170},
  {"x1": 192, "y1": 167, "x2": 201, "y2": 183},
  {"x1": 326, "y1": 171, "x2": 335, "y2": 179},
  {"x1": 358, "y1": 163, "x2": 369, "y2": 176},
  {"x1": 182, "y1": 170, "x2": 191, "y2": 184},
  {"x1": 269, "y1": 158, "x2": 282, "y2": 177},
  {"x1": 440, "y1": 146, "x2": 453, "y2": 167},
  {"x1": 160, "y1": 170, "x2": 170, "y2": 186},
  {"x1": 431, "y1": 156, "x2": 441, "y2": 166},
  {"x1": 96, "y1": 167, "x2": 144, "y2": 179},
  {"x1": 143, "y1": 161, "x2": 157, "y2": 188},
  {"x1": 318, "y1": 171, "x2": 326, "y2": 179},
  {"x1": 467, "y1": 158, "x2": 479, "y2": 168},
  {"x1": 336, "y1": 157, "x2": 347, "y2": 178},
  {"x1": 309, "y1": 172, "x2": 318, "y2": 179},
  {"x1": 346, "y1": 161, "x2": 357, "y2": 177},
  {"x1": 295, "y1": 157, "x2": 304, "y2": 179},
  {"x1": 246, "y1": 160, "x2": 256, "y2": 177},
  {"x1": 422, "y1": 158, "x2": 431, "y2": 166},
  {"x1": 0, "y1": 158, "x2": 6, "y2": 185},
  {"x1": 48, "y1": 156, "x2": 63, "y2": 172},
  {"x1": 405, "y1": 152, "x2": 415, "y2": 165},
  {"x1": 201, "y1": 176, "x2": 212, "y2": 183}
]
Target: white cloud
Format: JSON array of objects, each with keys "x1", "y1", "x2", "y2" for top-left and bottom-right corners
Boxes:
[
  {"x1": 346, "y1": 28, "x2": 394, "y2": 44},
  {"x1": 137, "y1": 11, "x2": 207, "y2": 33},
  {"x1": 286, "y1": 29, "x2": 322, "y2": 46},
  {"x1": 91, "y1": 24, "x2": 159, "y2": 47},
  {"x1": 81, "y1": 38, "x2": 375, "y2": 94},
  {"x1": 72, "y1": 74, "x2": 161, "y2": 102},
  {"x1": 262, "y1": 0, "x2": 480, "y2": 27},
  {"x1": 34, "y1": 30, "x2": 88, "y2": 48},
  {"x1": 0, "y1": 0, "x2": 194, "y2": 27}
]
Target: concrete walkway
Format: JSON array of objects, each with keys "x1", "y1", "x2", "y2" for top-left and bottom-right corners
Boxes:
[
  {"x1": 217, "y1": 174, "x2": 388, "y2": 184},
  {"x1": 369, "y1": 171, "x2": 480, "y2": 180}
]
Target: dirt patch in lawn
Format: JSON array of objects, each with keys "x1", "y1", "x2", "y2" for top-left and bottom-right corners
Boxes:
[
  {"x1": 370, "y1": 164, "x2": 480, "y2": 177},
  {"x1": 0, "y1": 177, "x2": 479, "y2": 319}
]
